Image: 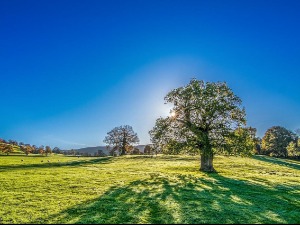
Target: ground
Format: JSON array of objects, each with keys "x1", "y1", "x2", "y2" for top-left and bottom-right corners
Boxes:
[{"x1": 0, "y1": 154, "x2": 299, "y2": 224}]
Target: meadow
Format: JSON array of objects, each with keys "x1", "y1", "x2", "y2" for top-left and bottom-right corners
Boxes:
[{"x1": 0, "y1": 154, "x2": 299, "y2": 224}]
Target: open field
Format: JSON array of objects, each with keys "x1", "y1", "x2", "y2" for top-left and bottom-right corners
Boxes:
[{"x1": 0, "y1": 154, "x2": 300, "y2": 224}]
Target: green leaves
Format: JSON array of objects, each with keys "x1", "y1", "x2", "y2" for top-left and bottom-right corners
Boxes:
[
  {"x1": 0, "y1": 143, "x2": 14, "y2": 155},
  {"x1": 223, "y1": 127, "x2": 257, "y2": 157},
  {"x1": 262, "y1": 126, "x2": 297, "y2": 157},
  {"x1": 150, "y1": 79, "x2": 248, "y2": 156}
]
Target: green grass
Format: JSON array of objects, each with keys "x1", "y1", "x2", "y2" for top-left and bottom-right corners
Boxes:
[{"x1": 0, "y1": 154, "x2": 300, "y2": 224}]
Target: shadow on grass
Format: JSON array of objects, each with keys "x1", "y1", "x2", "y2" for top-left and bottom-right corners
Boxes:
[
  {"x1": 154, "y1": 155, "x2": 198, "y2": 161},
  {"x1": 112, "y1": 155, "x2": 198, "y2": 163},
  {"x1": 0, "y1": 157, "x2": 113, "y2": 171},
  {"x1": 35, "y1": 173, "x2": 299, "y2": 224},
  {"x1": 253, "y1": 155, "x2": 300, "y2": 170},
  {"x1": 0, "y1": 154, "x2": 37, "y2": 157}
]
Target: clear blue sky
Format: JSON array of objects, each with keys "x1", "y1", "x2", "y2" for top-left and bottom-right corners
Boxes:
[{"x1": 1, "y1": 0, "x2": 300, "y2": 149}]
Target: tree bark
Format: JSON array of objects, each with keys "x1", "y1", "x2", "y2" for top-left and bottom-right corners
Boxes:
[
  {"x1": 120, "y1": 142, "x2": 126, "y2": 155},
  {"x1": 120, "y1": 133, "x2": 127, "y2": 156},
  {"x1": 199, "y1": 133, "x2": 215, "y2": 172},
  {"x1": 200, "y1": 151, "x2": 215, "y2": 172},
  {"x1": 120, "y1": 147, "x2": 126, "y2": 155}
]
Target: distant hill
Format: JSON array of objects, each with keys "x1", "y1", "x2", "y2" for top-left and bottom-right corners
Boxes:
[{"x1": 71, "y1": 145, "x2": 148, "y2": 155}]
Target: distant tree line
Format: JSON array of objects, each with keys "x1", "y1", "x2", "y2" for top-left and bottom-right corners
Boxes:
[
  {"x1": 0, "y1": 138, "x2": 62, "y2": 156},
  {"x1": 0, "y1": 136, "x2": 154, "y2": 157}
]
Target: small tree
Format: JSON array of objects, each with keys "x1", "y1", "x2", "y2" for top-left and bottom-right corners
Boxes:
[
  {"x1": 262, "y1": 126, "x2": 297, "y2": 157},
  {"x1": 131, "y1": 148, "x2": 140, "y2": 155},
  {"x1": 6, "y1": 145, "x2": 14, "y2": 155},
  {"x1": 30, "y1": 145, "x2": 37, "y2": 154},
  {"x1": 0, "y1": 144, "x2": 14, "y2": 155},
  {"x1": 104, "y1": 125, "x2": 139, "y2": 155},
  {"x1": 150, "y1": 79, "x2": 248, "y2": 172},
  {"x1": 52, "y1": 147, "x2": 61, "y2": 154},
  {"x1": 45, "y1": 146, "x2": 52, "y2": 156},
  {"x1": 143, "y1": 145, "x2": 152, "y2": 155},
  {"x1": 20, "y1": 144, "x2": 33, "y2": 156},
  {"x1": 38, "y1": 145, "x2": 45, "y2": 155}
]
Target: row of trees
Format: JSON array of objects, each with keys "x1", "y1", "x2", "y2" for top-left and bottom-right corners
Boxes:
[
  {"x1": 260, "y1": 126, "x2": 300, "y2": 158},
  {"x1": 103, "y1": 79, "x2": 299, "y2": 172},
  {"x1": 0, "y1": 138, "x2": 61, "y2": 156}
]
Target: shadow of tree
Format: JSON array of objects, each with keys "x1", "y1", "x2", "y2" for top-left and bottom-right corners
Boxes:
[
  {"x1": 253, "y1": 155, "x2": 300, "y2": 170},
  {"x1": 0, "y1": 157, "x2": 113, "y2": 172},
  {"x1": 121, "y1": 155, "x2": 198, "y2": 161},
  {"x1": 36, "y1": 173, "x2": 300, "y2": 224},
  {"x1": 0, "y1": 154, "x2": 33, "y2": 157}
]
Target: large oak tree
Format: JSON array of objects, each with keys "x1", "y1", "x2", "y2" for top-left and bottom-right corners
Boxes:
[
  {"x1": 104, "y1": 125, "x2": 139, "y2": 155},
  {"x1": 149, "y1": 79, "x2": 248, "y2": 172}
]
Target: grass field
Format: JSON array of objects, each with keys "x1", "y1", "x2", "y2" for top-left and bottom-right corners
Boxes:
[{"x1": 0, "y1": 154, "x2": 299, "y2": 224}]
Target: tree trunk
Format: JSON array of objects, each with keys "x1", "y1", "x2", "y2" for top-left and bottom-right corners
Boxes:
[
  {"x1": 198, "y1": 132, "x2": 215, "y2": 172},
  {"x1": 120, "y1": 135, "x2": 127, "y2": 156},
  {"x1": 120, "y1": 145, "x2": 126, "y2": 155},
  {"x1": 200, "y1": 151, "x2": 215, "y2": 172},
  {"x1": 120, "y1": 147, "x2": 126, "y2": 155}
]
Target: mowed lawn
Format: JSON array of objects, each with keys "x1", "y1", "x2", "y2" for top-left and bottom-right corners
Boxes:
[{"x1": 0, "y1": 154, "x2": 300, "y2": 224}]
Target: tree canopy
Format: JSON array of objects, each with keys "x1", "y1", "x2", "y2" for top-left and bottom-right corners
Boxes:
[
  {"x1": 0, "y1": 143, "x2": 14, "y2": 155},
  {"x1": 262, "y1": 126, "x2": 297, "y2": 157},
  {"x1": 20, "y1": 145, "x2": 33, "y2": 156},
  {"x1": 150, "y1": 79, "x2": 251, "y2": 172},
  {"x1": 104, "y1": 125, "x2": 139, "y2": 155}
]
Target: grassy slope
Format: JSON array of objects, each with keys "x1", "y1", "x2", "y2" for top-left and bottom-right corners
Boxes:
[{"x1": 0, "y1": 154, "x2": 299, "y2": 224}]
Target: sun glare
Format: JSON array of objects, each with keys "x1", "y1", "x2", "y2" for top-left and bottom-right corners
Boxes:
[{"x1": 170, "y1": 111, "x2": 176, "y2": 118}]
